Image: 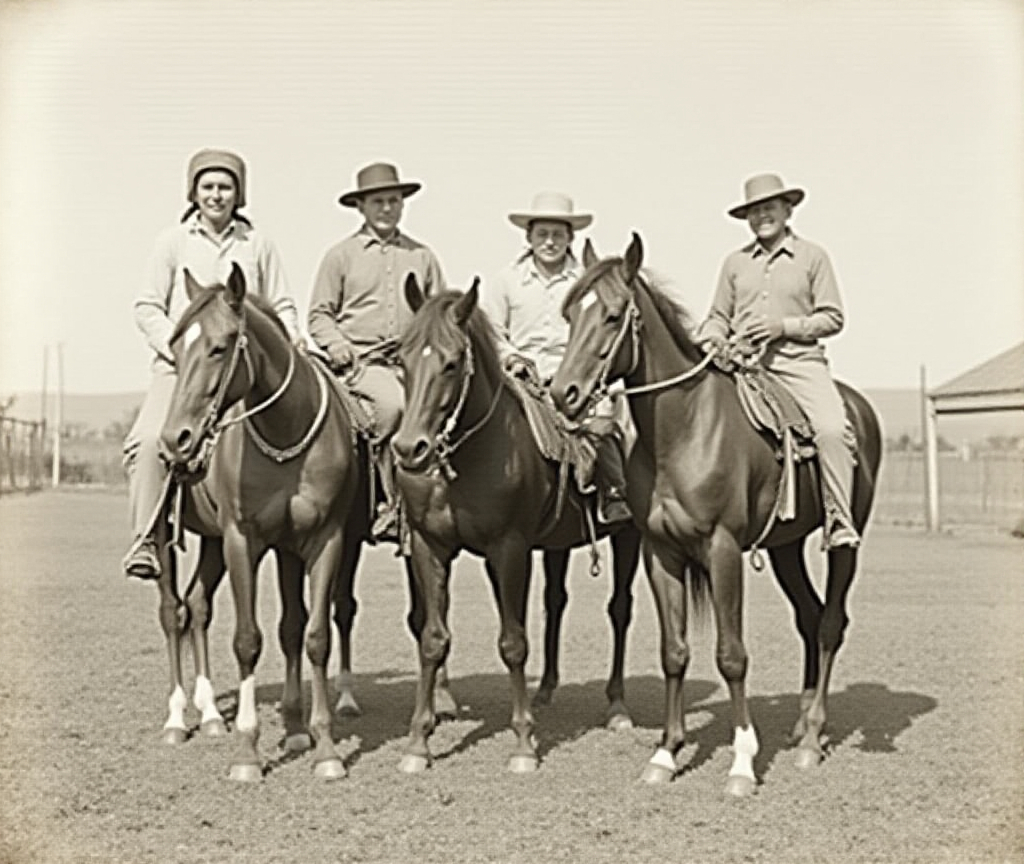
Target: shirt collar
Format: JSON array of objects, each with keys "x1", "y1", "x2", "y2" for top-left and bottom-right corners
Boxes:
[
  {"x1": 516, "y1": 250, "x2": 580, "y2": 286},
  {"x1": 186, "y1": 212, "x2": 249, "y2": 242},
  {"x1": 748, "y1": 228, "x2": 797, "y2": 259},
  {"x1": 357, "y1": 224, "x2": 404, "y2": 249}
]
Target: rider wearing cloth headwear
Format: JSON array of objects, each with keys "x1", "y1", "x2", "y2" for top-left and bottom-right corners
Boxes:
[{"x1": 122, "y1": 148, "x2": 305, "y2": 579}]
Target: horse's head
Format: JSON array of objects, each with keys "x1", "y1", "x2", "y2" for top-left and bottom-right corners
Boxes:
[
  {"x1": 393, "y1": 274, "x2": 484, "y2": 475},
  {"x1": 159, "y1": 263, "x2": 251, "y2": 474},
  {"x1": 550, "y1": 233, "x2": 645, "y2": 420}
]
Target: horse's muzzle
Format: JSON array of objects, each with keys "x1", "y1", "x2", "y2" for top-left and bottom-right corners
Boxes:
[
  {"x1": 549, "y1": 378, "x2": 586, "y2": 420},
  {"x1": 158, "y1": 425, "x2": 210, "y2": 481},
  {"x1": 391, "y1": 433, "x2": 434, "y2": 474}
]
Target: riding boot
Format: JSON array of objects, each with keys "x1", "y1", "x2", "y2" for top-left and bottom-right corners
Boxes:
[
  {"x1": 371, "y1": 443, "x2": 401, "y2": 544},
  {"x1": 593, "y1": 430, "x2": 631, "y2": 525}
]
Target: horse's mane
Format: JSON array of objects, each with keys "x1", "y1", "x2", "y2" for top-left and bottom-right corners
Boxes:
[
  {"x1": 169, "y1": 284, "x2": 288, "y2": 345},
  {"x1": 564, "y1": 257, "x2": 704, "y2": 364},
  {"x1": 403, "y1": 290, "x2": 504, "y2": 385}
]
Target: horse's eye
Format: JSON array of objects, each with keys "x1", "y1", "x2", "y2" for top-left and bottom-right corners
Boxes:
[
  {"x1": 209, "y1": 344, "x2": 227, "y2": 358},
  {"x1": 442, "y1": 359, "x2": 458, "y2": 375},
  {"x1": 605, "y1": 309, "x2": 623, "y2": 325}
]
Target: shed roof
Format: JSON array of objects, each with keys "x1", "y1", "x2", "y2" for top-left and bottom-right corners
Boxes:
[{"x1": 930, "y1": 342, "x2": 1024, "y2": 414}]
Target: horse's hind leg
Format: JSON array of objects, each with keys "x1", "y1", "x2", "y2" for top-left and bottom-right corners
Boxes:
[
  {"x1": 767, "y1": 541, "x2": 823, "y2": 747},
  {"x1": 186, "y1": 536, "x2": 228, "y2": 737},
  {"x1": 533, "y1": 549, "x2": 569, "y2": 707},
  {"x1": 276, "y1": 550, "x2": 311, "y2": 753},
  {"x1": 331, "y1": 533, "x2": 362, "y2": 717},
  {"x1": 795, "y1": 545, "x2": 858, "y2": 769},
  {"x1": 606, "y1": 526, "x2": 640, "y2": 730},
  {"x1": 154, "y1": 519, "x2": 189, "y2": 745}
]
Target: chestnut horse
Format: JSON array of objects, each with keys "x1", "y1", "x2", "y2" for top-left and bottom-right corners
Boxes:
[
  {"x1": 391, "y1": 276, "x2": 642, "y2": 774},
  {"x1": 157, "y1": 263, "x2": 365, "y2": 781},
  {"x1": 550, "y1": 235, "x2": 881, "y2": 796}
]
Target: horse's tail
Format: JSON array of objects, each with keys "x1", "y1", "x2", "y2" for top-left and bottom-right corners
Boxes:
[{"x1": 685, "y1": 561, "x2": 713, "y2": 622}]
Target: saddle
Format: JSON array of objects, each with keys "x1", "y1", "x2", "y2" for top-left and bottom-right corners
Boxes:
[{"x1": 505, "y1": 373, "x2": 597, "y2": 495}]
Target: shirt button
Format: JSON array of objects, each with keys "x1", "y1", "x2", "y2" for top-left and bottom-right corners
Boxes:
[{"x1": 762, "y1": 291, "x2": 769, "y2": 298}]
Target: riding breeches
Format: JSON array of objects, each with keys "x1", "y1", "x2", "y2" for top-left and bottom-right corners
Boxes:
[
  {"x1": 346, "y1": 362, "x2": 404, "y2": 442},
  {"x1": 123, "y1": 365, "x2": 176, "y2": 541},
  {"x1": 765, "y1": 353, "x2": 856, "y2": 533}
]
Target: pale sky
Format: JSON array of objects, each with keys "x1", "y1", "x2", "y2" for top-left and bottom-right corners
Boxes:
[{"x1": 1, "y1": 0, "x2": 1021, "y2": 397}]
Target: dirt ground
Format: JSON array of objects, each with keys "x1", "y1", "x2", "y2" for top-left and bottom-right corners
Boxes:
[{"x1": 0, "y1": 489, "x2": 1021, "y2": 864}]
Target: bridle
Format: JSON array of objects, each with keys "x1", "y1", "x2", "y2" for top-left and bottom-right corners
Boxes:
[
  {"x1": 582, "y1": 284, "x2": 717, "y2": 413},
  {"x1": 429, "y1": 338, "x2": 503, "y2": 481},
  {"x1": 183, "y1": 308, "x2": 328, "y2": 470}
]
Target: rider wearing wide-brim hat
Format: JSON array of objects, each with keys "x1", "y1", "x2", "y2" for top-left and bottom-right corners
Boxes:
[
  {"x1": 477, "y1": 191, "x2": 631, "y2": 526},
  {"x1": 307, "y1": 161, "x2": 446, "y2": 543},
  {"x1": 697, "y1": 172, "x2": 860, "y2": 549},
  {"x1": 122, "y1": 148, "x2": 305, "y2": 579}
]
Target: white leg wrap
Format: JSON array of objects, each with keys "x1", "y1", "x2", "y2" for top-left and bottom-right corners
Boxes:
[
  {"x1": 164, "y1": 685, "x2": 188, "y2": 731},
  {"x1": 729, "y1": 725, "x2": 759, "y2": 780},
  {"x1": 236, "y1": 676, "x2": 258, "y2": 734},
  {"x1": 193, "y1": 676, "x2": 222, "y2": 724},
  {"x1": 649, "y1": 747, "x2": 677, "y2": 771}
]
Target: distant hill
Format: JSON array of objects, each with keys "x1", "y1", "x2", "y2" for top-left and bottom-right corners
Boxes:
[{"x1": 3, "y1": 387, "x2": 1021, "y2": 446}]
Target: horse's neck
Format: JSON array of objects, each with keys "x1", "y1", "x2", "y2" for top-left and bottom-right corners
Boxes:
[
  {"x1": 244, "y1": 311, "x2": 315, "y2": 436},
  {"x1": 629, "y1": 287, "x2": 700, "y2": 385}
]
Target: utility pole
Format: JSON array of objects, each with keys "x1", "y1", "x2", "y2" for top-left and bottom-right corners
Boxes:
[{"x1": 51, "y1": 342, "x2": 63, "y2": 487}]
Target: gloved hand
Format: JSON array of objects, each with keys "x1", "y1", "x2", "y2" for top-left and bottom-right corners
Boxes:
[
  {"x1": 700, "y1": 334, "x2": 726, "y2": 357},
  {"x1": 328, "y1": 344, "x2": 355, "y2": 375},
  {"x1": 504, "y1": 354, "x2": 540, "y2": 384}
]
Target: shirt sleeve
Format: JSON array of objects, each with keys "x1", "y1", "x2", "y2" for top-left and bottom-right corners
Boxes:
[
  {"x1": 477, "y1": 269, "x2": 517, "y2": 365},
  {"x1": 257, "y1": 236, "x2": 302, "y2": 343},
  {"x1": 781, "y1": 247, "x2": 844, "y2": 342},
  {"x1": 307, "y1": 246, "x2": 355, "y2": 364},
  {"x1": 423, "y1": 249, "x2": 447, "y2": 295},
  {"x1": 133, "y1": 230, "x2": 177, "y2": 363},
  {"x1": 696, "y1": 258, "x2": 736, "y2": 344}
]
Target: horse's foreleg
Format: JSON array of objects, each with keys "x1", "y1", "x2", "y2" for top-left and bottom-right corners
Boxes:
[
  {"x1": 605, "y1": 527, "x2": 640, "y2": 730},
  {"x1": 485, "y1": 544, "x2": 537, "y2": 774},
  {"x1": 767, "y1": 541, "x2": 823, "y2": 746},
  {"x1": 709, "y1": 530, "x2": 758, "y2": 797},
  {"x1": 641, "y1": 542, "x2": 688, "y2": 784},
  {"x1": 794, "y1": 545, "x2": 858, "y2": 769},
  {"x1": 533, "y1": 549, "x2": 569, "y2": 707},
  {"x1": 275, "y1": 550, "x2": 310, "y2": 754},
  {"x1": 187, "y1": 536, "x2": 228, "y2": 737},
  {"x1": 403, "y1": 555, "x2": 457, "y2": 720},
  {"x1": 305, "y1": 537, "x2": 346, "y2": 780},
  {"x1": 332, "y1": 532, "x2": 363, "y2": 717},
  {"x1": 155, "y1": 520, "x2": 189, "y2": 745},
  {"x1": 224, "y1": 536, "x2": 264, "y2": 782},
  {"x1": 400, "y1": 530, "x2": 453, "y2": 773}
]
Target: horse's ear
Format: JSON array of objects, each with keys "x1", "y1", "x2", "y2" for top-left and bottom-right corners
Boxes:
[
  {"x1": 621, "y1": 232, "x2": 644, "y2": 282},
  {"x1": 405, "y1": 272, "x2": 426, "y2": 312},
  {"x1": 452, "y1": 277, "x2": 479, "y2": 326},
  {"x1": 582, "y1": 237, "x2": 598, "y2": 269},
  {"x1": 183, "y1": 268, "x2": 203, "y2": 302},
  {"x1": 225, "y1": 262, "x2": 246, "y2": 313}
]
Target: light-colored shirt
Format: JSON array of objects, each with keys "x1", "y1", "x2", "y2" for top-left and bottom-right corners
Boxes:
[
  {"x1": 698, "y1": 230, "x2": 844, "y2": 361},
  {"x1": 307, "y1": 226, "x2": 446, "y2": 364},
  {"x1": 479, "y1": 251, "x2": 581, "y2": 382},
  {"x1": 134, "y1": 214, "x2": 301, "y2": 369}
]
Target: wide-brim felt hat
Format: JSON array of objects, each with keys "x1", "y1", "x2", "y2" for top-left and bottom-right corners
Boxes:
[
  {"x1": 187, "y1": 148, "x2": 247, "y2": 207},
  {"x1": 728, "y1": 173, "x2": 805, "y2": 219},
  {"x1": 508, "y1": 191, "x2": 593, "y2": 230},
  {"x1": 339, "y1": 162, "x2": 422, "y2": 207}
]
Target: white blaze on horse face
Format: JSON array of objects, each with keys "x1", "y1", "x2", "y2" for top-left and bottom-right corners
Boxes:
[
  {"x1": 183, "y1": 321, "x2": 202, "y2": 351},
  {"x1": 421, "y1": 345, "x2": 433, "y2": 359},
  {"x1": 578, "y1": 291, "x2": 598, "y2": 313}
]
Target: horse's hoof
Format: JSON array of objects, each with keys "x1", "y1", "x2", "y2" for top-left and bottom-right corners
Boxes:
[
  {"x1": 508, "y1": 754, "x2": 539, "y2": 774},
  {"x1": 399, "y1": 753, "x2": 431, "y2": 774},
  {"x1": 200, "y1": 718, "x2": 228, "y2": 737},
  {"x1": 313, "y1": 757, "x2": 347, "y2": 781},
  {"x1": 160, "y1": 727, "x2": 188, "y2": 746},
  {"x1": 794, "y1": 746, "x2": 823, "y2": 770},
  {"x1": 607, "y1": 712, "x2": 634, "y2": 732},
  {"x1": 284, "y1": 733, "x2": 312, "y2": 753},
  {"x1": 640, "y1": 762, "x2": 674, "y2": 784},
  {"x1": 335, "y1": 694, "x2": 362, "y2": 717},
  {"x1": 228, "y1": 762, "x2": 263, "y2": 782},
  {"x1": 532, "y1": 689, "x2": 554, "y2": 708},
  {"x1": 725, "y1": 774, "x2": 756, "y2": 798}
]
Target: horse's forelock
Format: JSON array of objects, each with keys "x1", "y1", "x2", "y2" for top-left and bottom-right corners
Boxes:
[
  {"x1": 562, "y1": 258, "x2": 623, "y2": 317},
  {"x1": 403, "y1": 290, "x2": 503, "y2": 382}
]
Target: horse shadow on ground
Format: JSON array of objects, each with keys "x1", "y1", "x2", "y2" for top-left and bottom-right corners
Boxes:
[{"x1": 234, "y1": 672, "x2": 935, "y2": 776}]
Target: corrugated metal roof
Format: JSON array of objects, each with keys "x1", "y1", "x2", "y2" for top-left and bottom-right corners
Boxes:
[{"x1": 930, "y1": 341, "x2": 1024, "y2": 403}]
